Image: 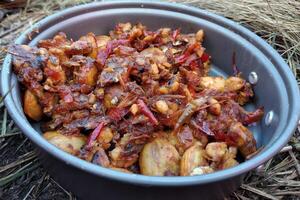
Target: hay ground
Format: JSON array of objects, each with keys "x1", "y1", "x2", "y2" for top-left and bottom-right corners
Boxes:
[{"x1": 0, "y1": 0, "x2": 299, "y2": 199}]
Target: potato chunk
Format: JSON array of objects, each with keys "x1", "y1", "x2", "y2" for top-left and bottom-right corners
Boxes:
[
  {"x1": 140, "y1": 138, "x2": 180, "y2": 176},
  {"x1": 225, "y1": 77, "x2": 245, "y2": 91},
  {"x1": 195, "y1": 29, "x2": 204, "y2": 42},
  {"x1": 97, "y1": 127, "x2": 114, "y2": 149},
  {"x1": 140, "y1": 47, "x2": 168, "y2": 64},
  {"x1": 220, "y1": 158, "x2": 239, "y2": 169},
  {"x1": 73, "y1": 56, "x2": 98, "y2": 86},
  {"x1": 44, "y1": 131, "x2": 86, "y2": 155},
  {"x1": 95, "y1": 35, "x2": 111, "y2": 49},
  {"x1": 23, "y1": 90, "x2": 43, "y2": 121},
  {"x1": 228, "y1": 122, "x2": 257, "y2": 157},
  {"x1": 155, "y1": 100, "x2": 169, "y2": 114},
  {"x1": 205, "y1": 142, "x2": 228, "y2": 162},
  {"x1": 79, "y1": 33, "x2": 98, "y2": 59},
  {"x1": 180, "y1": 142, "x2": 208, "y2": 176},
  {"x1": 85, "y1": 65, "x2": 98, "y2": 86},
  {"x1": 200, "y1": 76, "x2": 245, "y2": 92},
  {"x1": 208, "y1": 98, "x2": 221, "y2": 116},
  {"x1": 200, "y1": 77, "x2": 225, "y2": 91},
  {"x1": 190, "y1": 166, "x2": 214, "y2": 176}
]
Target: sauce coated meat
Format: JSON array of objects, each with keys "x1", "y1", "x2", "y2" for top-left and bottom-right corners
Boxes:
[{"x1": 10, "y1": 23, "x2": 264, "y2": 176}]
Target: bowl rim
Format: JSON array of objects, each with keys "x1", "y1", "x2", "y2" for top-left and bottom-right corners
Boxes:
[{"x1": 1, "y1": 1, "x2": 300, "y2": 186}]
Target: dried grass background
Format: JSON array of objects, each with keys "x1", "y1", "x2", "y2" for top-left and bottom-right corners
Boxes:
[{"x1": 0, "y1": 0, "x2": 300, "y2": 199}]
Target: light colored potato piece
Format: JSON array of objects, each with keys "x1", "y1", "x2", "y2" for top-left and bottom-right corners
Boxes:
[
  {"x1": 140, "y1": 47, "x2": 168, "y2": 64},
  {"x1": 150, "y1": 63, "x2": 159, "y2": 75},
  {"x1": 103, "y1": 93, "x2": 113, "y2": 109},
  {"x1": 205, "y1": 142, "x2": 228, "y2": 162},
  {"x1": 211, "y1": 145, "x2": 239, "y2": 170},
  {"x1": 200, "y1": 76, "x2": 244, "y2": 92},
  {"x1": 44, "y1": 131, "x2": 86, "y2": 155},
  {"x1": 130, "y1": 104, "x2": 139, "y2": 115},
  {"x1": 228, "y1": 146, "x2": 238, "y2": 158},
  {"x1": 91, "y1": 147, "x2": 110, "y2": 167},
  {"x1": 140, "y1": 138, "x2": 180, "y2": 176},
  {"x1": 190, "y1": 166, "x2": 214, "y2": 176},
  {"x1": 95, "y1": 35, "x2": 111, "y2": 49},
  {"x1": 118, "y1": 22, "x2": 132, "y2": 32},
  {"x1": 110, "y1": 147, "x2": 138, "y2": 168},
  {"x1": 195, "y1": 29, "x2": 204, "y2": 42},
  {"x1": 45, "y1": 58, "x2": 66, "y2": 85},
  {"x1": 158, "y1": 81, "x2": 179, "y2": 94},
  {"x1": 80, "y1": 33, "x2": 98, "y2": 59},
  {"x1": 48, "y1": 48, "x2": 68, "y2": 63},
  {"x1": 225, "y1": 77, "x2": 244, "y2": 91},
  {"x1": 180, "y1": 142, "x2": 208, "y2": 176},
  {"x1": 228, "y1": 122, "x2": 257, "y2": 157},
  {"x1": 155, "y1": 100, "x2": 169, "y2": 114},
  {"x1": 208, "y1": 98, "x2": 221, "y2": 116},
  {"x1": 109, "y1": 133, "x2": 136, "y2": 168},
  {"x1": 220, "y1": 158, "x2": 239, "y2": 170},
  {"x1": 97, "y1": 127, "x2": 114, "y2": 144},
  {"x1": 110, "y1": 146, "x2": 122, "y2": 165},
  {"x1": 200, "y1": 77, "x2": 225, "y2": 91},
  {"x1": 23, "y1": 90, "x2": 43, "y2": 121},
  {"x1": 85, "y1": 65, "x2": 98, "y2": 86}
]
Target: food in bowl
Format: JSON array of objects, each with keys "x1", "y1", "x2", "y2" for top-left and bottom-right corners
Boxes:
[{"x1": 9, "y1": 22, "x2": 264, "y2": 176}]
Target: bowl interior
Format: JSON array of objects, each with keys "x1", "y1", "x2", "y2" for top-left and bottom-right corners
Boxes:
[{"x1": 20, "y1": 8, "x2": 289, "y2": 148}]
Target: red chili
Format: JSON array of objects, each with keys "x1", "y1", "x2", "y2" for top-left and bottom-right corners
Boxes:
[
  {"x1": 187, "y1": 85, "x2": 196, "y2": 97},
  {"x1": 58, "y1": 86, "x2": 73, "y2": 103},
  {"x1": 97, "y1": 39, "x2": 129, "y2": 66},
  {"x1": 214, "y1": 131, "x2": 226, "y2": 141},
  {"x1": 199, "y1": 121, "x2": 214, "y2": 136},
  {"x1": 172, "y1": 29, "x2": 180, "y2": 41},
  {"x1": 175, "y1": 43, "x2": 200, "y2": 64},
  {"x1": 200, "y1": 52, "x2": 210, "y2": 63},
  {"x1": 137, "y1": 99, "x2": 158, "y2": 125},
  {"x1": 215, "y1": 131, "x2": 236, "y2": 146},
  {"x1": 187, "y1": 43, "x2": 200, "y2": 53},
  {"x1": 107, "y1": 107, "x2": 128, "y2": 121},
  {"x1": 174, "y1": 53, "x2": 189, "y2": 64},
  {"x1": 189, "y1": 60, "x2": 199, "y2": 70},
  {"x1": 243, "y1": 107, "x2": 264, "y2": 125},
  {"x1": 86, "y1": 121, "x2": 105, "y2": 149},
  {"x1": 44, "y1": 68, "x2": 61, "y2": 81}
]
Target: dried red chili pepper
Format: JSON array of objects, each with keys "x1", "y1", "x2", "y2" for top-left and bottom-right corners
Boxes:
[
  {"x1": 97, "y1": 39, "x2": 129, "y2": 66},
  {"x1": 137, "y1": 99, "x2": 158, "y2": 125},
  {"x1": 189, "y1": 60, "x2": 199, "y2": 70},
  {"x1": 215, "y1": 131, "x2": 236, "y2": 146},
  {"x1": 199, "y1": 121, "x2": 215, "y2": 136},
  {"x1": 187, "y1": 85, "x2": 196, "y2": 97},
  {"x1": 200, "y1": 52, "x2": 210, "y2": 63},
  {"x1": 174, "y1": 53, "x2": 189, "y2": 64},
  {"x1": 86, "y1": 121, "x2": 105, "y2": 149},
  {"x1": 175, "y1": 43, "x2": 200, "y2": 64},
  {"x1": 44, "y1": 68, "x2": 61, "y2": 81},
  {"x1": 186, "y1": 43, "x2": 200, "y2": 53},
  {"x1": 172, "y1": 29, "x2": 180, "y2": 41},
  {"x1": 243, "y1": 107, "x2": 264, "y2": 125},
  {"x1": 58, "y1": 86, "x2": 73, "y2": 103},
  {"x1": 107, "y1": 107, "x2": 128, "y2": 121},
  {"x1": 190, "y1": 120, "x2": 214, "y2": 137}
]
